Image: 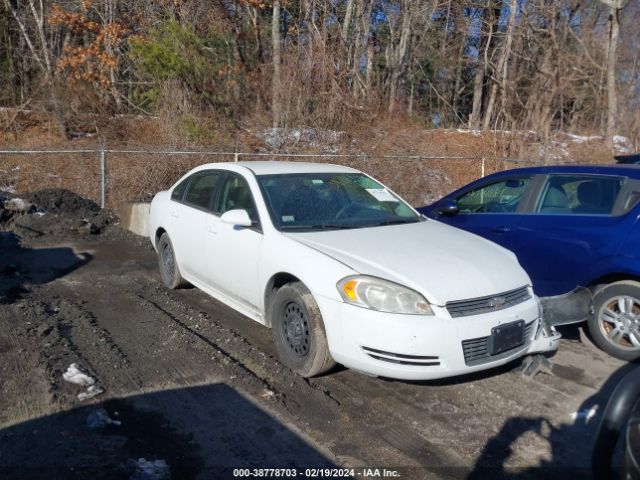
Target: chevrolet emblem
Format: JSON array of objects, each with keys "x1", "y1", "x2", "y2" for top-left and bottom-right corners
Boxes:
[{"x1": 489, "y1": 296, "x2": 506, "y2": 310}]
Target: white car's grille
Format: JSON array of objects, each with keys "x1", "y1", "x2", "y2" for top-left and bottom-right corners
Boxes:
[{"x1": 446, "y1": 286, "x2": 531, "y2": 318}]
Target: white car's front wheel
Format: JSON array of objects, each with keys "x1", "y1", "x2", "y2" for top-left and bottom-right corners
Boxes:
[{"x1": 269, "y1": 282, "x2": 335, "y2": 377}]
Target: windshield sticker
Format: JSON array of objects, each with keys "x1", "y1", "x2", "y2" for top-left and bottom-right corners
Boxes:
[
  {"x1": 282, "y1": 215, "x2": 295, "y2": 222},
  {"x1": 366, "y1": 188, "x2": 397, "y2": 202},
  {"x1": 311, "y1": 179, "x2": 324, "y2": 184}
]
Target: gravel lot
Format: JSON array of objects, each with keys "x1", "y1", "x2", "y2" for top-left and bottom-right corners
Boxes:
[{"x1": 0, "y1": 190, "x2": 633, "y2": 479}]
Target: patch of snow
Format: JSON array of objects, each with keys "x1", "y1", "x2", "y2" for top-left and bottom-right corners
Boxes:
[
  {"x1": 262, "y1": 127, "x2": 347, "y2": 153},
  {"x1": 565, "y1": 133, "x2": 602, "y2": 143},
  {"x1": 261, "y1": 388, "x2": 275, "y2": 399},
  {"x1": 86, "y1": 408, "x2": 122, "y2": 428},
  {"x1": 130, "y1": 458, "x2": 171, "y2": 480},
  {"x1": 0, "y1": 185, "x2": 16, "y2": 194},
  {"x1": 63, "y1": 363, "x2": 104, "y2": 401},
  {"x1": 4, "y1": 198, "x2": 32, "y2": 213},
  {"x1": 613, "y1": 135, "x2": 632, "y2": 153},
  {"x1": 67, "y1": 131, "x2": 96, "y2": 139},
  {"x1": 455, "y1": 128, "x2": 482, "y2": 137},
  {"x1": 78, "y1": 385, "x2": 104, "y2": 401},
  {"x1": 63, "y1": 363, "x2": 95, "y2": 387}
]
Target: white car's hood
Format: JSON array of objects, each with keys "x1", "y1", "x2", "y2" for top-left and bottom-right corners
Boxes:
[{"x1": 286, "y1": 220, "x2": 531, "y2": 305}]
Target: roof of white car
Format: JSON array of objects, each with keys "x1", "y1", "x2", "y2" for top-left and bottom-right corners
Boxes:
[{"x1": 230, "y1": 161, "x2": 359, "y2": 175}]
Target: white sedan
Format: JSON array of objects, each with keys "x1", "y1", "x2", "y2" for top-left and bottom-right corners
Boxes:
[{"x1": 149, "y1": 162, "x2": 560, "y2": 380}]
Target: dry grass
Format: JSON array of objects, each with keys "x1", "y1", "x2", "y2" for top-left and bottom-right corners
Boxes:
[{"x1": 0, "y1": 109, "x2": 622, "y2": 211}]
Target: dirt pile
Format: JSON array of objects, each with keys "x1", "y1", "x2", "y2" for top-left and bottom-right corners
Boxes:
[
  {"x1": 23, "y1": 188, "x2": 101, "y2": 217},
  {"x1": 1, "y1": 188, "x2": 118, "y2": 238}
]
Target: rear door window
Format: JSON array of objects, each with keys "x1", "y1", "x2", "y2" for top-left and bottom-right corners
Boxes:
[
  {"x1": 171, "y1": 177, "x2": 190, "y2": 202},
  {"x1": 535, "y1": 175, "x2": 624, "y2": 215},
  {"x1": 183, "y1": 171, "x2": 222, "y2": 211}
]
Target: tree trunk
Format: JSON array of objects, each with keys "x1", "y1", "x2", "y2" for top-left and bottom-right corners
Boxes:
[
  {"x1": 605, "y1": 5, "x2": 619, "y2": 140},
  {"x1": 271, "y1": 0, "x2": 281, "y2": 128},
  {"x1": 597, "y1": 0, "x2": 628, "y2": 140},
  {"x1": 363, "y1": 0, "x2": 373, "y2": 98},
  {"x1": 388, "y1": 0, "x2": 411, "y2": 113},
  {"x1": 483, "y1": 0, "x2": 516, "y2": 130},
  {"x1": 451, "y1": 39, "x2": 466, "y2": 122},
  {"x1": 342, "y1": 0, "x2": 355, "y2": 40},
  {"x1": 4, "y1": 0, "x2": 47, "y2": 76},
  {"x1": 469, "y1": 3, "x2": 494, "y2": 129},
  {"x1": 350, "y1": 0, "x2": 365, "y2": 99},
  {"x1": 469, "y1": 59, "x2": 485, "y2": 129}
]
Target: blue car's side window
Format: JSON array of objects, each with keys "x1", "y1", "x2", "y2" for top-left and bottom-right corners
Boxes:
[
  {"x1": 535, "y1": 175, "x2": 625, "y2": 215},
  {"x1": 456, "y1": 178, "x2": 530, "y2": 214}
]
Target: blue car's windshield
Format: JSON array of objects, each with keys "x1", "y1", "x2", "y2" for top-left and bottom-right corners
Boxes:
[{"x1": 257, "y1": 172, "x2": 421, "y2": 232}]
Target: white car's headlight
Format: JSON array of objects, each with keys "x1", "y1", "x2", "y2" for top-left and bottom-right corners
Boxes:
[{"x1": 337, "y1": 275, "x2": 434, "y2": 315}]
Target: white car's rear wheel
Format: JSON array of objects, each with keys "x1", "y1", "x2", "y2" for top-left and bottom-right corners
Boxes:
[
  {"x1": 157, "y1": 233, "x2": 188, "y2": 289},
  {"x1": 269, "y1": 282, "x2": 335, "y2": 377}
]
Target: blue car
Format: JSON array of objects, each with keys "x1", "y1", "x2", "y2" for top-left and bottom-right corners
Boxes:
[{"x1": 418, "y1": 165, "x2": 640, "y2": 361}]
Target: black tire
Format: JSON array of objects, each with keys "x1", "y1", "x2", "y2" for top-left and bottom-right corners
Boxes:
[
  {"x1": 268, "y1": 282, "x2": 335, "y2": 377},
  {"x1": 588, "y1": 281, "x2": 640, "y2": 361},
  {"x1": 157, "y1": 233, "x2": 189, "y2": 289}
]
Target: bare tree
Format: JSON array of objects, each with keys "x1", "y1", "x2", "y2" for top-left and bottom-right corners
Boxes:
[
  {"x1": 3, "y1": 0, "x2": 53, "y2": 80},
  {"x1": 482, "y1": 0, "x2": 516, "y2": 130},
  {"x1": 386, "y1": 0, "x2": 412, "y2": 113},
  {"x1": 599, "y1": 0, "x2": 629, "y2": 141},
  {"x1": 0, "y1": 0, "x2": 638, "y2": 144},
  {"x1": 271, "y1": 0, "x2": 281, "y2": 128}
]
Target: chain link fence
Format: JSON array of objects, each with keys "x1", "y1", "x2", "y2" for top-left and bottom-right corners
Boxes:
[{"x1": 0, "y1": 149, "x2": 539, "y2": 211}]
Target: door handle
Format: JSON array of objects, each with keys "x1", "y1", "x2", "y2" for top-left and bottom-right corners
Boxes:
[
  {"x1": 492, "y1": 226, "x2": 511, "y2": 233},
  {"x1": 206, "y1": 225, "x2": 218, "y2": 235},
  {"x1": 170, "y1": 210, "x2": 179, "y2": 218}
]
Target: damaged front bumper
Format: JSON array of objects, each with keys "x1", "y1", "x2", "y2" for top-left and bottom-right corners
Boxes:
[
  {"x1": 527, "y1": 314, "x2": 562, "y2": 354},
  {"x1": 540, "y1": 287, "x2": 593, "y2": 326}
]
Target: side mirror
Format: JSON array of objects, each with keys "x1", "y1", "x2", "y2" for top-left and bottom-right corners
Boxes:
[
  {"x1": 436, "y1": 199, "x2": 459, "y2": 216},
  {"x1": 220, "y1": 209, "x2": 253, "y2": 227}
]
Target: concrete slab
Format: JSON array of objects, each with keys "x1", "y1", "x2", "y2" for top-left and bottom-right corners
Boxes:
[{"x1": 119, "y1": 202, "x2": 150, "y2": 237}]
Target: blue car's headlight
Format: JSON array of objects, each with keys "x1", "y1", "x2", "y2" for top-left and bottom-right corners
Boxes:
[{"x1": 337, "y1": 275, "x2": 434, "y2": 315}]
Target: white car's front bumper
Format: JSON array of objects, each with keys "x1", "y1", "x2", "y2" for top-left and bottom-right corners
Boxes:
[{"x1": 317, "y1": 296, "x2": 560, "y2": 380}]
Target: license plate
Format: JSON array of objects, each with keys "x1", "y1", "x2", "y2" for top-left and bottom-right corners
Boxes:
[{"x1": 489, "y1": 320, "x2": 525, "y2": 355}]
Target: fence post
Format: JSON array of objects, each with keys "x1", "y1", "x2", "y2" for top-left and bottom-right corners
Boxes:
[
  {"x1": 234, "y1": 151, "x2": 239, "y2": 162},
  {"x1": 481, "y1": 157, "x2": 485, "y2": 178},
  {"x1": 100, "y1": 149, "x2": 107, "y2": 208}
]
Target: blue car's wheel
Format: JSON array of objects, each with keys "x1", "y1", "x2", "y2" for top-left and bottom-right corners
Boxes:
[{"x1": 589, "y1": 281, "x2": 640, "y2": 361}]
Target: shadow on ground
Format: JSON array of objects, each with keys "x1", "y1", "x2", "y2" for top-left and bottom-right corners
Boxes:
[
  {"x1": 468, "y1": 360, "x2": 640, "y2": 479},
  {"x1": 0, "y1": 383, "x2": 333, "y2": 479},
  {"x1": 0, "y1": 231, "x2": 91, "y2": 304}
]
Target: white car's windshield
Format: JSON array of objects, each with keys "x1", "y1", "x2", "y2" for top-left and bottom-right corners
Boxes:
[{"x1": 257, "y1": 172, "x2": 422, "y2": 231}]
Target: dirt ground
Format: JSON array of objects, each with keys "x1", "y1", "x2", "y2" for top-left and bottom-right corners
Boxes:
[{"x1": 0, "y1": 190, "x2": 634, "y2": 480}]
